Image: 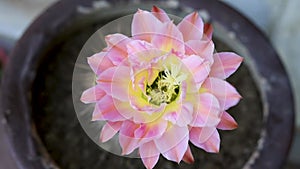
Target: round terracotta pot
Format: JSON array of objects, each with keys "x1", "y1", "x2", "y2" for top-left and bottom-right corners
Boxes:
[{"x1": 0, "y1": 0, "x2": 294, "y2": 169}]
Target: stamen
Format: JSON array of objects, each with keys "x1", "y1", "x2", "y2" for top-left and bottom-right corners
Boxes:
[{"x1": 145, "y1": 66, "x2": 186, "y2": 106}]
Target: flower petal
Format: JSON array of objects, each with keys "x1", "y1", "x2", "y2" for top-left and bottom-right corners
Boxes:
[
  {"x1": 121, "y1": 101, "x2": 165, "y2": 125},
  {"x1": 132, "y1": 9, "x2": 162, "y2": 42},
  {"x1": 151, "y1": 21, "x2": 185, "y2": 54},
  {"x1": 127, "y1": 40, "x2": 163, "y2": 67},
  {"x1": 120, "y1": 120, "x2": 167, "y2": 155},
  {"x1": 191, "y1": 93, "x2": 221, "y2": 127},
  {"x1": 182, "y1": 55, "x2": 210, "y2": 89},
  {"x1": 129, "y1": 87, "x2": 166, "y2": 115},
  {"x1": 106, "y1": 33, "x2": 130, "y2": 48},
  {"x1": 177, "y1": 12, "x2": 204, "y2": 41},
  {"x1": 155, "y1": 125, "x2": 189, "y2": 163},
  {"x1": 189, "y1": 127, "x2": 215, "y2": 144},
  {"x1": 163, "y1": 111, "x2": 178, "y2": 124},
  {"x1": 80, "y1": 85, "x2": 106, "y2": 104},
  {"x1": 127, "y1": 39, "x2": 155, "y2": 54},
  {"x1": 103, "y1": 33, "x2": 131, "y2": 65},
  {"x1": 190, "y1": 128, "x2": 220, "y2": 153},
  {"x1": 176, "y1": 102, "x2": 194, "y2": 127},
  {"x1": 98, "y1": 66, "x2": 131, "y2": 102},
  {"x1": 100, "y1": 121, "x2": 123, "y2": 142},
  {"x1": 217, "y1": 111, "x2": 238, "y2": 130},
  {"x1": 152, "y1": 6, "x2": 171, "y2": 22},
  {"x1": 203, "y1": 23, "x2": 213, "y2": 40},
  {"x1": 119, "y1": 120, "x2": 140, "y2": 155},
  {"x1": 182, "y1": 145, "x2": 194, "y2": 164},
  {"x1": 185, "y1": 39, "x2": 214, "y2": 64},
  {"x1": 87, "y1": 52, "x2": 114, "y2": 75},
  {"x1": 162, "y1": 84, "x2": 193, "y2": 126},
  {"x1": 140, "y1": 141, "x2": 160, "y2": 169},
  {"x1": 210, "y1": 52, "x2": 243, "y2": 79},
  {"x1": 202, "y1": 77, "x2": 241, "y2": 110},
  {"x1": 113, "y1": 99, "x2": 134, "y2": 119},
  {"x1": 105, "y1": 33, "x2": 131, "y2": 65},
  {"x1": 92, "y1": 95, "x2": 126, "y2": 121},
  {"x1": 134, "y1": 120, "x2": 168, "y2": 141}
]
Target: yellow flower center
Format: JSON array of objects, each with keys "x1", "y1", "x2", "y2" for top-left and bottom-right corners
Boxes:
[{"x1": 146, "y1": 64, "x2": 187, "y2": 106}]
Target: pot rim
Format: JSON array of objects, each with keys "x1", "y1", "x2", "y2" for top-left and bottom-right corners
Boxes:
[{"x1": 0, "y1": 0, "x2": 294, "y2": 169}]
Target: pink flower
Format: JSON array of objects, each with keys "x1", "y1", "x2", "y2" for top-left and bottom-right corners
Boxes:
[{"x1": 81, "y1": 6, "x2": 242, "y2": 169}]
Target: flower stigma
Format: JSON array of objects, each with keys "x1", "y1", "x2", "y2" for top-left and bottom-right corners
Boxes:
[{"x1": 146, "y1": 64, "x2": 187, "y2": 106}]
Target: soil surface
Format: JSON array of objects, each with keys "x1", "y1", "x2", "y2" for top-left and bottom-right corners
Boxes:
[{"x1": 32, "y1": 21, "x2": 263, "y2": 169}]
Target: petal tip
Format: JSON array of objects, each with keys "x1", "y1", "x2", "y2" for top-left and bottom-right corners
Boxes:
[
  {"x1": 182, "y1": 146, "x2": 194, "y2": 164},
  {"x1": 235, "y1": 92, "x2": 243, "y2": 99},
  {"x1": 212, "y1": 146, "x2": 219, "y2": 153},
  {"x1": 190, "y1": 11, "x2": 198, "y2": 18},
  {"x1": 203, "y1": 23, "x2": 213, "y2": 39},
  {"x1": 233, "y1": 122, "x2": 238, "y2": 129},
  {"x1": 137, "y1": 8, "x2": 143, "y2": 13},
  {"x1": 217, "y1": 112, "x2": 238, "y2": 130},
  {"x1": 80, "y1": 94, "x2": 88, "y2": 104},
  {"x1": 152, "y1": 5, "x2": 160, "y2": 12},
  {"x1": 229, "y1": 117, "x2": 238, "y2": 129},
  {"x1": 99, "y1": 134, "x2": 106, "y2": 143}
]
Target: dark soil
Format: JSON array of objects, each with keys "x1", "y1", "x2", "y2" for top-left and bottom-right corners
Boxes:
[{"x1": 31, "y1": 20, "x2": 263, "y2": 169}]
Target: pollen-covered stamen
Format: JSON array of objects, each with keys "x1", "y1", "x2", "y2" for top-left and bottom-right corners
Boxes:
[{"x1": 146, "y1": 65, "x2": 187, "y2": 106}]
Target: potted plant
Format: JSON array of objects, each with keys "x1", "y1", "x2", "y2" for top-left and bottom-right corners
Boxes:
[{"x1": 0, "y1": 0, "x2": 294, "y2": 169}]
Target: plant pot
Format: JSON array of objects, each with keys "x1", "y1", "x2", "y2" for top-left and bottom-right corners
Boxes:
[{"x1": 0, "y1": 0, "x2": 294, "y2": 169}]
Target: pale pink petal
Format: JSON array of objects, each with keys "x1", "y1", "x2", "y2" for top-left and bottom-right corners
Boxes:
[
  {"x1": 127, "y1": 39, "x2": 155, "y2": 54},
  {"x1": 203, "y1": 23, "x2": 213, "y2": 40},
  {"x1": 210, "y1": 52, "x2": 243, "y2": 79},
  {"x1": 127, "y1": 40, "x2": 163, "y2": 67},
  {"x1": 129, "y1": 94, "x2": 166, "y2": 115},
  {"x1": 191, "y1": 93, "x2": 221, "y2": 127},
  {"x1": 200, "y1": 130, "x2": 220, "y2": 153},
  {"x1": 160, "y1": 138, "x2": 189, "y2": 163},
  {"x1": 176, "y1": 102, "x2": 193, "y2": 127},
  {"x1": 113, "y1": 99, "x2": 134, "y2": 119},
  {"x1": 182, "y1": 55, "x2": 210, "y2": 88},
  {"x1": 140, "y1": 141, "x2": 160, "y2": 169},
  {"x1": 119, "y1": 120, "x2": 140, "y2": 155},
  {"x1": 106, "y1": 33, "x2": 130, "y2": 48},
  {"x1": 202, "y1": 77, "x2": 241, "y2": 110},
  {"x1": 178, "y1": 12, "x2": 204, "y2": 41},
  {"x1": 185, "y1": 40, "x2": 214, "y2": 64},
  {"x1": 190, "y1": 128, "x2": 220, "y2": 153},
  {"x1": 110, "y1": 66, "x2": 131, "y2": 101},
  {"x1": 179, "y1": 81, "x2": 187, "y2": 100},
  {"x1": 152, "y1": 6, "x2": 171, "y2": 22},
  {"x1": 182, "y1": 145, "x2": 194, "y2": 164},
  {"x1": 163, "y1": 111, "x2": 178, "y2": 124},
  {"x1": 91, "y1": 101, "x2": 104, "y2": 121},
  {"x1": 217, "y1": 111, "x2": 238, "y2": 130},
  {"x1": 130, "y1": 105, "x2": 165, "y2": 124},
  {"x1": 134, "y1": 120, "x2": 168, "y2": 141},
  {"x1": 155, "y1": 125, "x2": 189, "y2": 163},
  {"x1": 97, "y1": 66, "x2": 131, "y2": 102},
  {"x1": 87, "y1": 52, "x2": 114, "y2": 75},
  {"x1": 162, "y1": 85, "x2": 191, "y2": 126},
  {"x1": 105, "y1": 33, "x2": 131, "y2": 65},
  {"x1": 132, "y1": 9, "x2": 162, "y2": 42},
  {"x1": 92, "y1": 95, "x2": 126, "y2": 121},
  {"x1": 151, "y1": 21, "x2": 185, "y2": 54},
  {"x1": 80, "y1": 85, "x2": 106, "y2": 104},
  {"x1": 100, "y1": 121, "x2": 123, "y2": 142},
  {"x1": 189, "y1": 127, "x2": 215, "y2": 144}
]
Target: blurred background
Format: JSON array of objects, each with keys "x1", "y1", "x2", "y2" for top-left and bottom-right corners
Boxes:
[{"x1": 0, "y1": 0, "x2": 299, "y2": 169}]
